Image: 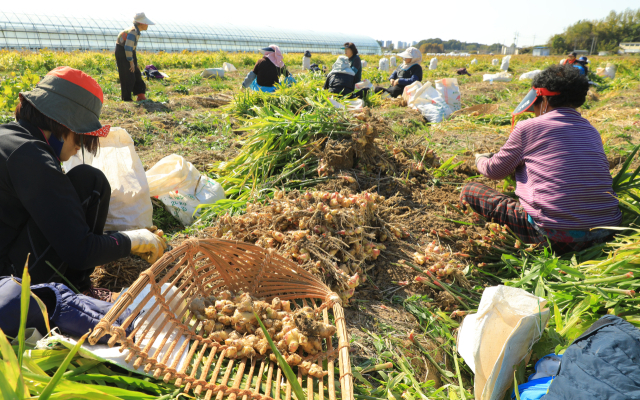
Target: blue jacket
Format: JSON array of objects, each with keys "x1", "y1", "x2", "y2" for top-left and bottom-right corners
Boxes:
[
  {"x1": 0, "y1": 277, "x2": 133, "y2": 344},
  {"x1": 390, "y1": 64, "x2": 423, "y2": 87},
  {"x1": 542, "y1": 315, "x2": 640, "y2": 400}
]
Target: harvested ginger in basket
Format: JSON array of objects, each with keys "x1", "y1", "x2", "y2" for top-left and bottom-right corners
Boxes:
[{"x1": 188, "y1": 290, "x2": 336, "y2": 379}]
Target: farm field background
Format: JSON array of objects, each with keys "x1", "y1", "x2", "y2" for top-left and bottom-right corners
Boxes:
[{"x1": 1, "y1": 50, "x2": 640, "y2": 399}]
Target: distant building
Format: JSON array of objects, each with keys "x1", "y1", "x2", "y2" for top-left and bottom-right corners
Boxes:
[
  {"x1": 385, "y1": 40, "x2": 393, "y2": 48},
  {"x1": 573, "y1": 50, "x2": 588, "y2": 56},
  {"x1": 620, "y1": 42, "x2": 640, "y2": 53},
  {"x1": 532, "y1": 47, "x2": 550, "y2": 56},
  {"x1": 412, "y1": 41, "x2": 418, "y2": 46},
  {"x1": 502, "y1": 44, "x2": 517, "y2": 55}
]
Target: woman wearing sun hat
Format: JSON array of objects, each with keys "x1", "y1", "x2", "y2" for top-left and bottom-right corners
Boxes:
[
  {"x1": 115, "y1": 12, "x2": 155, "y2": 102},
  {"x1": 375, "y1": 47, "x2": 423, "y2": 98},
  {"x1": 461, "y1": 65, "x2": 620, "y2": 254},
  {"x1": 242, "y1": 45, "x2": 291, "y2": 92},
  {"x1": 0, "y1": 67, "x2": 167, "y2": 300}
]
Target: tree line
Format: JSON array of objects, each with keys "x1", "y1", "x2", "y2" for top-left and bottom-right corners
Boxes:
[
  {"x1": 416, "y1": 38, "x2": 503, "y2": 54},
  {"x1": 548, "y1": 8, "x2": 640, "y2": 54}
]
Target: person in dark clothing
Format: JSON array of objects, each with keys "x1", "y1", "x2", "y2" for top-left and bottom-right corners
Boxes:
[
  {"x1": 242, "y1": 45, "x2": 291, "y2": 92},
  {"x1": 323, "y1": 55, "x2": 355, "y2": 95},
  {"x1": 577, "y1": 56, "x2": 589, "y2": 75},
  {"x1": 115, "y1": 12, "x2": 155, "y2": 101},
  {"x1": 0, "y1": 67, "x2": 166, "y2": 298},
  {"x1": 375, "y1": 47, "x2": 423, "y2": 98},
  {"x1": 343, "y1": 42, "x2": 362, "y2": 84}
]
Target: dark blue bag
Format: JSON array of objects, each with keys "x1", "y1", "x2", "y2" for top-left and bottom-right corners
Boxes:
[{"x1": 0, "y1": 277, "x2": 133, "y2": 344}]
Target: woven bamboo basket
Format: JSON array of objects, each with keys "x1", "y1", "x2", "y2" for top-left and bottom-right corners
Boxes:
[{"x1": 89, "y1": 238, "x2": 353, "y2": 400}]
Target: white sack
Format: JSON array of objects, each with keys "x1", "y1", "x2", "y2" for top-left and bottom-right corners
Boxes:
[
  {"x1": 458, "y1": 286, "x2": 550, "y2": 400},
  {"x1": 201, "y1": 68, "x2": 224, "y2": 78},
  {"x1": 597, "y1": 63, "x2": 616, "y2": 79},
  {"x1": 390, "y1": 56, "x2": 397, "y2": 67},
  {"x1": 416, "y1": 98, "x2": 453, "y2": 123},
  {"x1": 471, "y1": 58, "x2": 478, "y2": 65},
  {"x1": 429, "y1": 57, "x2": 438, "y2": 70},
  {"x1": 362, "y1": 60, "x2": 368, "y2": 68},
  {"x1": 222, "y1": 62, "x2": 237, "y2": 72},
  {"x1": 405, "y1": 81, "x2": 440, "y2": 108},
  {"x1": 379, "y1": 58, "x2": 389, "y2": 72},
  {"x1": 500, "y1": 55, "x2": 511, "y2": 71},
  {"x1": 435, "y1": 78, "x2": 461, "y2": 111},
  {"x1": 63, "y1": 127, "x2": 152, "y2": 231},
  {"x1": 483, "y1": 72, "x2": 512, "y2": 82},
  {"x1": 355, "y1": 79, "x2": 373, "y2": 90},
  {"x1": 519, "y1": 70, "x2": 542, "y2": 80},
  {"x1": 302, "y1": 56, "x2": 311, "y2": 70},
  {"x1": 146, "y1": 154, "x2": 225, "y2": 225},
  {"x1": 492, "y1": 59, "x2": 499, "y2": 66}
]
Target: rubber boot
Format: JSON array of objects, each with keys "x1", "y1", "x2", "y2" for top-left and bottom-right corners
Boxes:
[{"x1": 136, "y1": 93, "x2": 147, "y2": 101}]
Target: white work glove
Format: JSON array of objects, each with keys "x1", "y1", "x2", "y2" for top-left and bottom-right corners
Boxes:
[
  {"x1": 475, "y1": 152, "x2": 494, "y2": 167},
  {"x1": 122, "y1": 229, "x2": 168, "y2": 264}
]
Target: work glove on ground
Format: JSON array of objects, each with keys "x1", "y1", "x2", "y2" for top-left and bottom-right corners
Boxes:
[
  {"x1": 475, "y1": 152, "x2": 494, "y2": 167},
  {"x1": 122, "y1": 228, "x2": 168, "y2": 264}
]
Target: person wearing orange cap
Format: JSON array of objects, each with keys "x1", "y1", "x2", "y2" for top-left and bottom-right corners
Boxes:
[
  {"x1": 0, "y1": 67, "x2": 166, "y2": 301},
  {"x1": 115, "y1": 12, "x2": 155, "y2": 102}
]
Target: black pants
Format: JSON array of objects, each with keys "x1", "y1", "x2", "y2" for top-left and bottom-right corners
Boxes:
[
  {"x1": 7, "y1": 165, "x2": 110, "y2": 291},
  {"x1": 115, "y1": 45, "x2": 146, "y2": 101}
]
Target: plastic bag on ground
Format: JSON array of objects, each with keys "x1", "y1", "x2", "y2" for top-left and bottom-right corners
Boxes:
[
  {"x1": 402, "y1": 81, "x2": 422, "y2": 104},
  {"x1": 457, "y1": 285, "x2": 550, "y2": 400},
  {"x1": 596, "y1": 63, "x2": 616, "y2": 79},
  {"x1": 519, "y1": 70, "x2": 542, "y2": 80},
  {"x1": 500, "y1": 55, "x2": 511, "y2": 71},
  {"x1": 63, "y1": 127, "x2": 152, "y2": 231},
  {"x1": 483, "y1": 72, "x2": 512, "y2": 82},
  {"x1": 146, "y1": 154, "x2": 226, "y2": 225},
  {"x1": 201, "y1": 68, "x2": 225, "y2": 78},
  {"x1": 379, "y1": 58, "x2": 389, "y2": 72},
  {"x1": 435, "y1": 78, "x2": 461, "y2": 111},
  {"x1": 222, "y1": 62, "x2": 237, "y2": 72},
  {"x1": 416, "y1": 97, "x2": 453, "y2": 123},
  {"x1": 355, "y1": 79, "x2": 373, "y2": 90},
  {"x1": 429, "y1": 57, "x2": 438, "y2": 70},
  {"x1": 492, "y1": 58, "x2": 499, "y2": 66},
  {"x1": 406, "y1": 81, "x2": 440, "y2": 107},
  {"x1": 471, "y1": 58, "x2": 478, "y2": 65},
  {"x1": 390, "y1": 56, "x2": 397, "y2": 67}
]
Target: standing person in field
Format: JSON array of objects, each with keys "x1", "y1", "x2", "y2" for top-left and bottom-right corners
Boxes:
[
  {"x1": 323, "y1": 55, "x2": 355, "y2": 96},
  {"x1": 115, "y1": 12, "x2": 155, "y2": 102},
  {"x1": 375, "y1": 47, "x2": 423, "y2": 98},
  {"x1": 343, "y1": 42, "x2": 362, "y2": 84},
  {"x1": 242, "y1": 45, "x2": 291, "y2": 92},
  {"x1": 0, "y1": 67, "x2": 167, "y2": 301},
  {"x1": 462, "y1": 65, "x2": 621, "y2": 254}
]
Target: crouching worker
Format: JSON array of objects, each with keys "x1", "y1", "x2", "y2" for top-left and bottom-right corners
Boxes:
[
  {"x1": 323, "y1": 56, "x2": 356, "y2": 96},
  {"x1": 461, "y1": 65, "x2": 620, "y2": 254},
  {"x1": 375, "y1": 47, "x2": 423, "y2": 98},
  {"x1": 242, "y1": 45, "x2": 293, "y2": 92},
  {"x1": 0, "y1": 67, "x2": 167, "y2": 300}
]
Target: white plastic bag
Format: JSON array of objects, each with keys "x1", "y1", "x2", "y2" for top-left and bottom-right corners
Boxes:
[
  {"x1": 519, "y1": 69, "x2": 542, "y2": 80},
  {"x1": 429, "y1": 57, "x2": 438, "y2": 70},
  {"x1": 597, "y1": 63, "x2": 616, "y2": 79},
  {"x1": 222, "y1": 62, "x2": 237, "y2": 72},
  {"x1": 201, "y1": 68, "x2": 225, "y2": 78},
  {"x1": 362, "y1": 60, "x2": 367, "y2": 68},
  {"x1": 63, "y1": 127, "x2": 153, "y2": 231},
  {"x1": 302, "y1": 56, "x2": 311, "y2": 70},
  {"x1": 416, "y1": 97, "x2": 453, "y2": 123},
  {"x1": 483, "y1": 72, "x2": 512, "y2": 82},
  {"x1": 471, "y1": 58, "x2": 478, "y2": 65},
  {"x1": 378, "y1": 58, "x2": 389, "y2": 72},
  {"x1": 389, "y1": 56, "x2": 397, "y2": 67},
  {"x1": 500, "y1": 55, "x2": 510, "y2": 71},
  {"x1": 492, "y1": 58, "x2": 499, "y2": 66},
  {"x1": 146, "y1": 155, "x2": 226, "y2": 226},
  {"x1": 406, "y1": 81, "x2": 440, "y2": 107},
  {"x1": 402, "y1": 81, "x2": 422, "y2": 104},
  {"x1": 435, "y1": 78, "x2": 461, "y2": 111},
  {"x1": 355, "y1": 79, "x2": 373, "y2": 90},
  {"x1": 458, "y1": 286, "x2": 550, "y2": 400}
]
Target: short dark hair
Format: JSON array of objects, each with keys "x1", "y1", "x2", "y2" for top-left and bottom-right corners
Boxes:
[
  {"x1": 15, "y1": 96, "x2": 99, "y2": 155},
  {"x1": 532, "y1": 65, "x2": 589, "y2": 109},
  {"x1": 344, "y1": 42, "x2": 358, "y2": 55}
]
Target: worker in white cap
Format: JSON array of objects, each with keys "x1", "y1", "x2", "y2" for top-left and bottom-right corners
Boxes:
[{"x1": 115, "y1": 12, "x2": 155, "y2": 101}]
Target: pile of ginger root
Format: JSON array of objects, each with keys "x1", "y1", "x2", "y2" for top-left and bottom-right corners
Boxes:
[{"x1": 188, "y1": 290, "x2": 337, "y2": 378}]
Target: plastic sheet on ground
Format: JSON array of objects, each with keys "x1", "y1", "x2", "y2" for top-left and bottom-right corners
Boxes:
[
  {"x1": 36, "y1": 283, "x2": 190, "y2": 378},
  {"x1": 519, "y1": 70, "x2": 542, "y2": 80},
  {"x1": 329, "y1": 97, "x2": 364, "y2": 111},
  {"x1": 483, "y1": 72, "x2": 512, "y2": 82},
  {"x1": 458, "y1": 285, "x2": 550, "y2": 400}
]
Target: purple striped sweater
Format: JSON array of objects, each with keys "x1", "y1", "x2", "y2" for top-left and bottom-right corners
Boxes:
[{"x1": 476, "y1": 108, "x2": 621, "y2": 230}]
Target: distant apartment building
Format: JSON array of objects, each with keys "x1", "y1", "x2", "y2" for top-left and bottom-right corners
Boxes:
[{"x1": 532, "y1": 47, "x2": 550, "y2": 56}]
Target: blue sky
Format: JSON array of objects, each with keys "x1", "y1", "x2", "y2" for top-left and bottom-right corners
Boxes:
[{"x1": 6, "y1": 0, "x2": 638, "y2": 46}]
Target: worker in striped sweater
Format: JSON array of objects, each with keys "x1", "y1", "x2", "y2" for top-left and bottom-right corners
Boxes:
[
  {"x1": 461, "y1": 65, "x2": 621, "y2": 254},
  {"x1": 115, "y1": 12, "x2": 155, "y2": 101}
]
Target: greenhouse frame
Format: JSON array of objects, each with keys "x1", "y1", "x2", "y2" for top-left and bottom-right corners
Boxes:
[{"x1": 0, "y1": 12, "x2": 382, "y2": 54}]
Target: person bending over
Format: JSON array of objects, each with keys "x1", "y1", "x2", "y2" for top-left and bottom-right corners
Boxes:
[
  {"x1": 377, "y1": 47, "x2": 423, "y2": 98},
  {"x1": 0, "y1": 67, "x2": 166, "y2": 300},
  {"x1": 323, "y1": 56, "x2": 356, "y2": 96},
  {"x1": 242, "y1": 45, "x2": 291, "y2": 92},
  {"x1": 461, "y1": 65, "x2": 620, "y2": 254}
]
